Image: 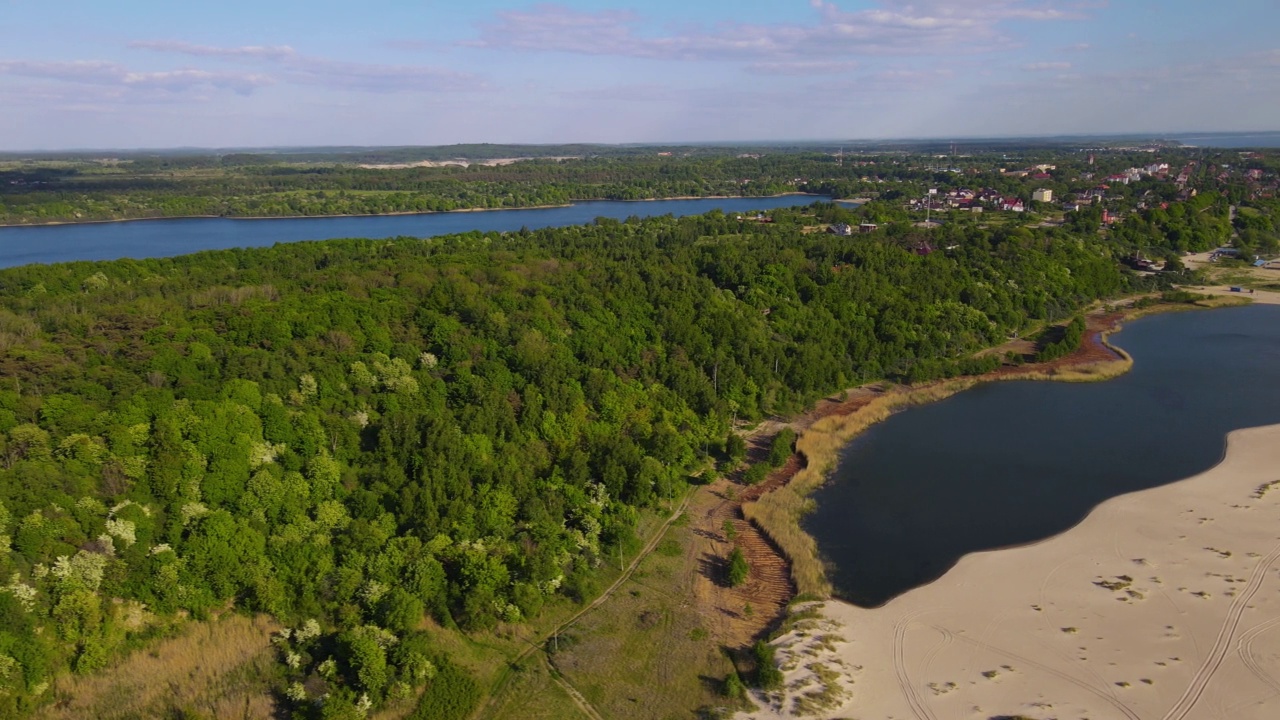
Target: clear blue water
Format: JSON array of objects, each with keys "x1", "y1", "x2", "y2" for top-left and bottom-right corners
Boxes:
[
  {"x1": 0, "y1": 195, "x2": 831, "y2": 269},
  {"x1": 804, "y1": 305, "x2": 1280, "y2": 607}
]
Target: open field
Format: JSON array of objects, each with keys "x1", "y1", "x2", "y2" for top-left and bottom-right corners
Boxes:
[
  {"x1": 1183, "y1": 251, "x2": 1280, "y2": 300},
  {"x1": 746, "y1": 423, "x2": 1280, "y2": 720},
  {"x1": 550, "y1": 511, "x2": 746, "y2": 720}
]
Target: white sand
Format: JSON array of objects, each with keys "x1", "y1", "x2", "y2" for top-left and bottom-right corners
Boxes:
[{"x1": 745, "y1": 423, "x2": 1280, "y2": 720}]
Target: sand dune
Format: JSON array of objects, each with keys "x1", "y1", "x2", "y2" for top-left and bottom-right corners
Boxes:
[{"x1": 745, "y1": 423, "x2": 1280, "y2": 720}]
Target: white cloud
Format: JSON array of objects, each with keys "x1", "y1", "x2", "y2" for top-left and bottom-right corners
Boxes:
[
  {"x1": 127, "y1": 41, "x2": 297, "y2": 61},
  {"x1": 466, "y1": 1, "x2": 1085, "y2": 61},
  {"x1": 0, "y1": 59, "x2": 272, "y2": 95},
  {"x1": 746, "y1": 60, "x2": 858, "y2": 76},
  {"x1": 130, "y1": 40, "x2": 484, "y2": 93},
  {"x1": 1023, "y1": 61, "x2": 1072, "y2": 71}
]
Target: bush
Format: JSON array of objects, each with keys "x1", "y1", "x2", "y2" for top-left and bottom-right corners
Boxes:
[
  {"x1": 725, "y1": 433, "x2": 746, "y2": 462},
  {"x1": 742, "y1": 464, "x2": 770, "y2": 485},
  {"x1": 723, "y1": 669, "x2": 746, "y2": 699},
  {"x1": 728, "y1": 547, "x2": 749, "y2": 587},
  {"x1": 767, "y1": 428, "x2": 795, "y2": 468},
  {"x1": 752, "y1": 641, "x2": 783, "y2": 690}
]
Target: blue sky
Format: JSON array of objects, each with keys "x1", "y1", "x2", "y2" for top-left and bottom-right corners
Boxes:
[{"x1": 1, "y1": 0, "x2": 1277, "y2": 150}]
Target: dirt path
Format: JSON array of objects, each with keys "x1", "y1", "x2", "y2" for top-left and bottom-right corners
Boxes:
[
  {"x1": 543, "y1": 654, "x2": 606, "y2": 720},
  {"x1": 686, "y1": 388, "x2": 887, "y2": 649},
  {"x1": 474, "y1": 492, "x2": 693, "y2": 720}
]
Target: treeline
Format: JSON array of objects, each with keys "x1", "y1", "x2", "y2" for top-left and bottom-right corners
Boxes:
[
  {"x1": 0, "y1": 210, "x2": 1148, "y2": 716},
  {"x1": 0, "y1": 155, "x2": 855, "y2": 224},
  {"x1": 1035, "y1": 315, "x2": 1087, "y2": 362}
]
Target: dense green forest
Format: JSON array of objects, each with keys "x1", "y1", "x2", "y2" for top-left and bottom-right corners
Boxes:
[
  {"x1": 0, "y1": 155, "x2": 841, "y2": 224},
  {"x1": 0, "y1": 206, "x2": 1196, "y2": 717}
]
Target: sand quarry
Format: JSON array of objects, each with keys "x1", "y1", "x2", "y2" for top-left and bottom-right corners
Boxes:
[{"x1": 744, "y1": 423, "x2": 1280, "y2": 720}]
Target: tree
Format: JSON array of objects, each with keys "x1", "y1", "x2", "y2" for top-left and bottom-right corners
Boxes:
[{"x1": 341, "y1": 626, "x2": 390, "y2": 698}]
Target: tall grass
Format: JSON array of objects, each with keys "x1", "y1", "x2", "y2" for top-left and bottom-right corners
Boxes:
[
  {"x1": 743, "y1": 381, "x2": 978, "y2": 598},
  {"x1": 46, "y1": 614, "x2": 281, "y2": 720}
]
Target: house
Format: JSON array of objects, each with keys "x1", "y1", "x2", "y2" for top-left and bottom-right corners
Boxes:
[
  {"x1": 1032, "y1": 188, "x2": 1053, "y2": 203},
  {"x1": 1000, "y1": 197, "x2": 1025, "y2": 212},
  {"x1": 858, "y1": 222, "x2": 879, "y2": 233},
  {"x1": 828, "y1": 223, "x2": 854, "y2": 236},
  {"x1": 1061, "y1": 202, "x2": 1081, "y2": 212}
]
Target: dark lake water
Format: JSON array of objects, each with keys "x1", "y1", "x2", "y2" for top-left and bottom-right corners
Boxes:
[
  {"x1": 805, "y1": 304, "x2": 1280, "y2": 608},
  {"x1": 0, "y1": 195, "x2": 830, "y2": 269}
]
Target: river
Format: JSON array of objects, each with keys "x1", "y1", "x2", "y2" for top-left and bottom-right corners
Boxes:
[
  {"x1": 0, "y1": 195, "x2": 831, "y2": 269},
  {"x1": 804, "y1": 304, "x2": 1280, "y2": 608}
]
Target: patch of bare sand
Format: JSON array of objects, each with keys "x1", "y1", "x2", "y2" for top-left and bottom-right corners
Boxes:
[
  {"x1": 744, "y1": 423, "x2": 1280, "y2": 720},
  {"x1": 1189, "y1": 286, "x2": 1280, "y2": 305}
]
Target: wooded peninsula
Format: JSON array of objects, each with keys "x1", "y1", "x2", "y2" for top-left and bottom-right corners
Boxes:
[{"x1": 0, "y1": 142, "x2": 1278, "y2": 719}]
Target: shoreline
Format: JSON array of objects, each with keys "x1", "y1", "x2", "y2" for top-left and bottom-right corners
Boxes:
[
  {"x1": 743, "y1": 421, "x2": 1280, "y2": 719},
  {"x1": 727, "y1": 295, "x2": 1261, "y2": 634},
  {"x1": 0, "y1": 193, "x2": 830, "y2": 229},
  {"x1": 741, "y1": 304, "x2": 1139, "y2": 601}
]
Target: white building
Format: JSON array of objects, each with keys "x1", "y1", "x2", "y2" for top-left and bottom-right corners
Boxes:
[{"x1": 1032, "y1": 188, "x2": 1053, "y2": 203}]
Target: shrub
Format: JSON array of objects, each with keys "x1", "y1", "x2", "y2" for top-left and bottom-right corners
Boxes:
[
  {"x1": 752, "y1": 641, "x2": 783, "y2": 690},
  {"x1": 728, "y1": 547, "x2": 749, "y2": 587},
  {"x1": 767, "y1": 428, "x2": 796, "y2": 468}
]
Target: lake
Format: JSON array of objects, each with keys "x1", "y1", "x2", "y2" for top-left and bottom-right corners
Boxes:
[
  {"x1": 804, "y1": 304, "x2": 1280, "y2": 608},
  {"x1": 0, "y1": 195, "x2": 831, "y2": 269},
  {"x1": 1164, "y1": 131, "x2": 1280, "y2": 148}
]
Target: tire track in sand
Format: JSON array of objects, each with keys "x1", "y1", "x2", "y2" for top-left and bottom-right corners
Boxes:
[
  {"x1": 894, "y1": 614, "x2": 938, "y2": 720},
  {"x1": 945, "y1": 627, "x2": 1141, "y2": 720},
  {"x1": 1238, "y1": 615, "x2": 1280, "y2": 696},
  {"x1": 1161, "y1": 541, "x2": 1280, "y2": 720}
]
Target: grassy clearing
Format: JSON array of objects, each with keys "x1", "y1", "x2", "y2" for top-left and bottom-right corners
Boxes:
[
  {"x1": 484, "y1": 655, "x2": 584, "y2": 720},
  {"x1": 744, "y1": 381, "x2": 977, "y2": 597},
  {"x1": 44, "y1": 614, "x2": 281, "y2": 720},
  {"x1": 547, "y1": 517, "x2": 746, "y2": 720},
  {"x1": 471, "y1": 502, "x2": 699, "y2": 719}
]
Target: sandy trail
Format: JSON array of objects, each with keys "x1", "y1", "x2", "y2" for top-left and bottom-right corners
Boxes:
[{"x1": 743, "y1": 423, "x2": 1280, "y2": 720}]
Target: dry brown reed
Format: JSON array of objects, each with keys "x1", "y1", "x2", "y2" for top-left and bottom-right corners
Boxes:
[
  {"x1": 45, "y1": 614, "x2": 281, "y2": 720},
  {"x1": 743, "y1": 380, "x2": 979, "y2": 598}
]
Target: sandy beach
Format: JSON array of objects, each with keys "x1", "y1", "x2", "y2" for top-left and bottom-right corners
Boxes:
[{"x1": 744, "y1": 423, "x2": 1280, "y2": 720}]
